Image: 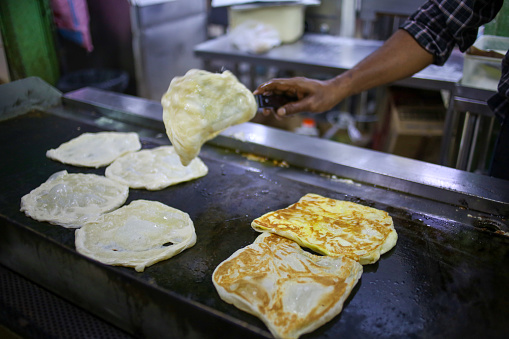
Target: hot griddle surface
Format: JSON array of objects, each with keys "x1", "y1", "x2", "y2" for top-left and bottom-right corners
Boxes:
[{"x1": 1, "y1": 110, "x2": 508, "y2": 338}]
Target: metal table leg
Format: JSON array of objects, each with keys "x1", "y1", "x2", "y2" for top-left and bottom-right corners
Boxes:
[{"x1": 456, "y1": 111, "x2": 477, "y2": 170}]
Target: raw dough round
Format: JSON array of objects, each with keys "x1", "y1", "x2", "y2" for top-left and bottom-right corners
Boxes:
[
  {"x1": 20, "y1": 170, "x2": 129, "y2": 228},
  {"x1": 75, "y1": 200, "x2": 196, "y2": 272},
  {"x1": 105, "y1": 146, "x2": 208, "y2": 190},
  {"x1": 46, "y1": 132, "x2": 141, "y2": 168}
]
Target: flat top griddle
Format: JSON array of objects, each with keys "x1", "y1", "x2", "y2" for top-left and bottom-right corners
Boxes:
[{"x1": 1, "y1": 79, "x2": 508, "y2": 339}]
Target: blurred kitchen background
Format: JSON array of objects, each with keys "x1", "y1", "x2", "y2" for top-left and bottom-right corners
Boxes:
[{"x1": 1, "y1": 0, "x2": 508, "y2": 173}]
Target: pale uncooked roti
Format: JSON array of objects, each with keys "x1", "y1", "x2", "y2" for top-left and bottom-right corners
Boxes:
[
  {"x1": 161, "y1": 69, "x2": 257, "y2": 166},
  {"x1": 75, "y1": 200, "x2": 196, "y2": 272},
  {"x1": 105, "y1": 146, "x2": 208, "y2": 190},
  {"x1": 252, "y1": 193, "x2": 397, "y2": 265},
  {"x1": 20, "y1": 170, "x2": 129, "y2": 228},
  {"x1": 213, "y1": 232, "x2": 363, "y2": 339},
  {"x1": 46, "y1": 132, "x2": 141, "y2": 168}
]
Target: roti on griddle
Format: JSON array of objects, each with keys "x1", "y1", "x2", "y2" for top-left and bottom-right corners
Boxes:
[
  {"x1": 252, "y1": 193, "x2": 397, "y2": 265},
  {"x1": 46, "y1": 131, "x2": 141, "y2": 168},
  {"x1": 75, "y1": 200, "x2": 196, "y2": 272},
  {"x1": 161, "y1": 69, "x2": 257, "y2": 166},
  {"x1": 213, "y1": 232, "x2": 363, "y2": 339},
  {"x1": 20, "y1": 170, "x2": 129, "y2": 228},
  {"x1": 105, "y1": 146, "x2": 208, "y2": 190}
]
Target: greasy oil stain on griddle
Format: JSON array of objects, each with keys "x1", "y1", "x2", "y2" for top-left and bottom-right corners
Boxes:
[{"x1": 1, "y1": 110, "x2": 509, "y2": 339}]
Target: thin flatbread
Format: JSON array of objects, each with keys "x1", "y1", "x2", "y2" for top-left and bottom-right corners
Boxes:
[
  {"x1": 105, "y1": 146, "x2": 208, "y2": 190},
  {"x1": 213, "y1": 232, "x2": 363, "y2": 339},
  {"x1": 252, "y1": 193, "x2": 397, "y2": 265},
  {"x1": 75, "y1": 200, "x2": 196, "y2": 272},
  {"x1": 46, "y1": 132, "x2": 141, "y2": 168},
  {"x1": 20, "y1": 170, "x2": 129, "y2": 228},
  {"x1": 161, "y1": 69, "x2": 257, "y2": 166}
]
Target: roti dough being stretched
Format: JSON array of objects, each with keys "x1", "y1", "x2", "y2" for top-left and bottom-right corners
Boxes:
[
  {"x1": 162, "y1": 69, "x2": 257, "y2": 166},
  {"x1": 105, "y1": 146, "x2": 208, "y2": 190},
  {"x1": 213, "y1": 232, "x2": 363, "y2": 339},
  {"x1": 20, "y1": 170, "x2": 129, "y2": 228},
  {"x1": 75, "y1": 200, "x2": 196, "y2": 272},
  {"x1": 47, "y1": 132, "x2": 141, "y2": 168},
  {"x1": 252, "y1": 193, "x2": 397, "y2": 265}
]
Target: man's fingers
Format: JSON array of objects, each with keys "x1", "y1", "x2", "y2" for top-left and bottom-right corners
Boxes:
[
  {"x1": 262, "y1": 108, "x2": 273, "y2": 116},
  {"x1": 276, "y1": 107, "x2": 286, "y2": 116},
  {"x1": 279, "y1": 95, "x2": 317, "y2": 116},
  {"x1": 256, "y1": 78, "x2": 303, "y2": 94}
]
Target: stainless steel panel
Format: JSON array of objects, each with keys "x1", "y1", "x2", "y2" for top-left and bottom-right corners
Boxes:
[
  {"x1": 360, "y1": 0, "x2": 425, "y2": 20},
  {"x1": 131, "y1": 0, "x2": 207, "y2": 100},
  {"x1": 132, "y1": 0, "x2": 207, "y2": 28},
  {"x1": 0, "y1": 76, "x2": 61, "y2": 120}
]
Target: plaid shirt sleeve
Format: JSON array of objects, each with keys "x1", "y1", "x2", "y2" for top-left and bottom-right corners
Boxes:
[
  {"x1": 402, "y1": 0, "x2": 508, "y2": 118},
  {"x1": 401, "y1": 0, "x2": 503, "y2": 65}
]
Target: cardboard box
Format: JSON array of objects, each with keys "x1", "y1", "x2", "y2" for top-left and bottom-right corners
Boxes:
[{"x1": 376, "y1": 88, "x2": 446, "y2": 163}]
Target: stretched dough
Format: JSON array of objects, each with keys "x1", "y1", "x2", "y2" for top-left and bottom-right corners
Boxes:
[{"x1": 162, "y1": 69, "x2": 257, "y2": 166}]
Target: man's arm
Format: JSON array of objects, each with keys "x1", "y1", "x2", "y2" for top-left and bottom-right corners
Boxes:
[
  {"x1": 333, "y1": 29, "x2": 434, "y2": 98},
  {"x1": 254, "y1": 29, "x2": 434, "y2": 116}
]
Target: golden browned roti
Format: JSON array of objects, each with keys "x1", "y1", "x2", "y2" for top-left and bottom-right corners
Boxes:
[
  {"x1": 212, "y1": 232, "x2": 362, "y2": 339},
  {"x1": 252, "y1": 193, "x2": 397, "y2": 265}
]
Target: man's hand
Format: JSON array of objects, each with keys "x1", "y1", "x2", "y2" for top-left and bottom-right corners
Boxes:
[
  {"x1": 254, "y1": 30, "x2": 434, "y2": 118},
  {"x1": 254, "y1": 77, "x2": 345, "y2": 117}
]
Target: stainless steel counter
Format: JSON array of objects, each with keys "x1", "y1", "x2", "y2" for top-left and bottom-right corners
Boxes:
[{"x1": 194, "y1": 33, "x2": 464, "y2": 91}]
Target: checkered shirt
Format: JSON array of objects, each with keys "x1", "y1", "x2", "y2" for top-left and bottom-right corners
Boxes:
[{"x1": 401, "y1": 0, "x2": 508, "y2": 118}]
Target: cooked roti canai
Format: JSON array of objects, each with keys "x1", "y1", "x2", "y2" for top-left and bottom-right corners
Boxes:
[
  {"x1": 161, "y1": 69, "x2": 257, "y2": 166},
  {"x1": 105, "y1": 146, "x2": 208, "y2": 190},
  {"x1": 20, "y1": 170, "x2": 129, "y2": 228},
  {"x1": 75, "y1": 200, "x2": 196, "y2": 272},
  {"x1": 252, "y1": 193, "x2": 397, "y2": 265},
  {"x1": 213, "y1": 232, "x2": 363, "y2": 339},
  {"x1": 47, "y1": 132, "x2": 141, "y2": 168}
]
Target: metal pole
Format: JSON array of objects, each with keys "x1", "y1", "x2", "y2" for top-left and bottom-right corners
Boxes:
[{"x1": 456, "y1": 112, "x2": 476, "y2": 170}]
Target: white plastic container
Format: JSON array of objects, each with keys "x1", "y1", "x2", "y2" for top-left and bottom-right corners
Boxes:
[
  {"x1": 228, "y1": 3, "x2": 305, "y2": 43},
  {"x1": 462, "y1": 35, "x2": 509, "y2": 91}
]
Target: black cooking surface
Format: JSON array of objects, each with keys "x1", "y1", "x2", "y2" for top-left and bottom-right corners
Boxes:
[{"x1": 1, "y1": 110, "x2": 508, "y2": 338}]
